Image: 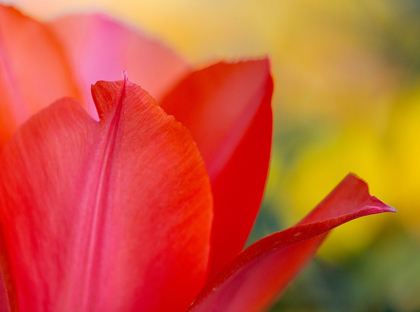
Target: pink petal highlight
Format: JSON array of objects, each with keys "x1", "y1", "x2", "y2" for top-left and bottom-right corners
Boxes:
[{"x1": 49, "y1": 14, "x2": 190, "y2": 118}]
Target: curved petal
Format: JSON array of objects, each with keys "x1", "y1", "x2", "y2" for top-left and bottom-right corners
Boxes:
[
  {"x1": 0, "y1": 76, "x2": 213, "y2": 311},
  {"x1": 49, "y1": 14, "x2": 190, "y2": 118},
  {"x1": 0, "y1": 5, "x2": 79, "y2": 149},
  {"x1": 160, "y1": 59, "x2": 273, "y2": 278},
  {"x1": 189, "y1": 174, "x2": 395, "y2": 312}
]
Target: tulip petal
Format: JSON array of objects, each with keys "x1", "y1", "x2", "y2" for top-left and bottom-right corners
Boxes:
[
  {"x1": 160, "y1": 59, "x2": 273, "y2": 278},
  {"x1": 0, "y1": 5, "x2": 79, "y2": 149},
  {"x1": 0, "y1": 267, "x2": 10, "y2": 312},
  {"x1": 0, "y1": 77, "x2": 213, "y2": 311},
  {"x1": 49, "y1": 14, "x2": 190, "y2": 118},
  {"x1": 189, "y1": 174, "x2": 396, "y2": 312}
]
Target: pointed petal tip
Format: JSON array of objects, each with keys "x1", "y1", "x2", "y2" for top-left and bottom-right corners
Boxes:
[
  {"x1": 344, "y1": 173, "x2": 396, "y2": 214},
  {"x1": 369, "y1": 197, "x2": 397, "y2": 213},
  {"x1": 122, "y1": 70, "x2": 128, "y2": 82},
  {"x1": 386, "y1": 206, "x2": 397, "y2": 213}
]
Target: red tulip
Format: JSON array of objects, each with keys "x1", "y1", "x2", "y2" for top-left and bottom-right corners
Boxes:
[{"x1": 0, "y1": 5, "x2": 395, "y2": 312}]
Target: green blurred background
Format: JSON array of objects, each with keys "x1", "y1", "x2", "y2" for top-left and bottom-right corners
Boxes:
[{"x1": 4, "y1": 0, "x2": 420, "y2": 310}]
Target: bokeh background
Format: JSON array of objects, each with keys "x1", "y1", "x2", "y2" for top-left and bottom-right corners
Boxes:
[{"x1": 2, "y1": 0, "x2": 420, "y2": 311}]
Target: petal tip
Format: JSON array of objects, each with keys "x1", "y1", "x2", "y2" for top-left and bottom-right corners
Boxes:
[
  {"x1": 370, "y1": 196, "x2": 397, "y2": 213},
  {"x1": 345, "y1": 173, "x2": 396, "y2": 214},
  {"x1": 122, "y1": 70, "x2": 128, "y2": 82}
]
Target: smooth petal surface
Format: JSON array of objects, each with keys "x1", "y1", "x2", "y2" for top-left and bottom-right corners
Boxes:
[
  {"x1": 0, "y1": 77, "x2": 213, "y2": 311},
  {"x1": 189, "y1": 174, "x2": 395, "y2": 312},
  {"x1": 0, "y1": 5, "x2": 79, "y2": 149},
  {"x1": 160, "y1": 59, "x2": 273, "y2": 278},
  {"x1": 49, "y1": 14, "x2": 190, "y2": 118},
  {"x1": 0, "y1": 268, "x2": 10, "y2": 312}
]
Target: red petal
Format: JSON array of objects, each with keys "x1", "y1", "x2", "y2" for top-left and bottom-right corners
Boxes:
[
  {"x1": 0, "y1": 267, "x2": 11, "y2": 312},
  {"x1": 0, "y1": 77, "x2": 213, "y2": 311},
  {"x1": 160, "y1": 59, "x2": 273, "y2": 278},
  {"x1": 49, "y1": 14, "x2": 190, "y2": 118},
  {"x1": 0, "y1": 5, "x2": 79, "y2": 149},
  {"x1": 189, "y1": 174, "x2": 396, "y2": 312}
]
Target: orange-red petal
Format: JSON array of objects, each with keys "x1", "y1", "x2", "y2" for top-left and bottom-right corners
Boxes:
[
  {"x1": 189, "y1": 174, "x2": 395, "y2": 312},
  {"x1": 0, "y1": 77, "x2": 213, "y2": 311},
  {"x1": 160, "y1": 59, "x2": 273, "y2": 278},
  {"x1": 0, "y1": 267, "x2": 10, "y2": 312},
  {"x1": 0, "y1": 5, "x2": 79, "y2": 149}
]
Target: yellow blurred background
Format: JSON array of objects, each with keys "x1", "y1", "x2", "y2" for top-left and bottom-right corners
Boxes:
[{"x1": 2, "y1": 0, "x2": 419, "y2": 310}]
